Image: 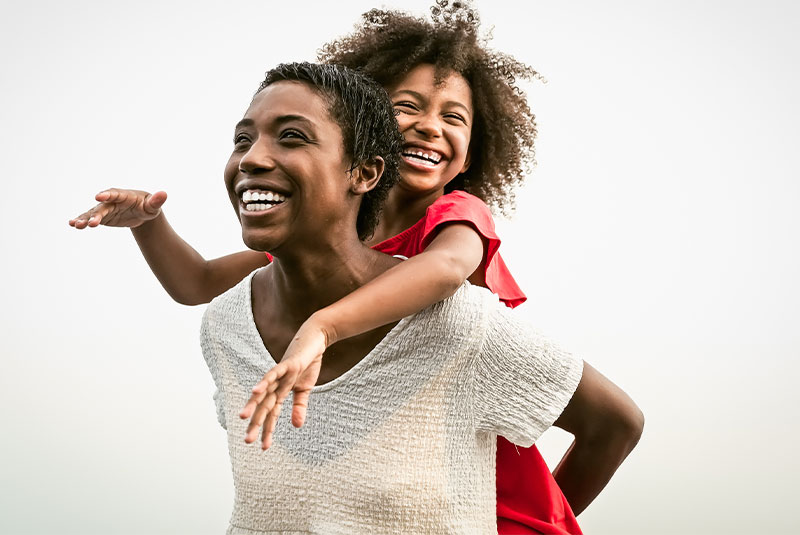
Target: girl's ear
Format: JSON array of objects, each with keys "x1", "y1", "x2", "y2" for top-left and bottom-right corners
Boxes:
[
  {"x1": 350, "y1": 156, "x2": 385, "y2": 194},
  {"x1": 460, "y1": 146, "x2": 472, "y2": 174}
]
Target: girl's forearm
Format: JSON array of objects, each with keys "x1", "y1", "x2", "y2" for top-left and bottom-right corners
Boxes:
[
  {"x1": 131, "y1": 213, "x2": 268, "y2": 305},
  {"x1": 312, "y1": 249, "x2": 468, "y2": 344}
]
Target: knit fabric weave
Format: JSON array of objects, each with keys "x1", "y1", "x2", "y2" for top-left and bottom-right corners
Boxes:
[{"x1": 200, "y1": 271, "x2": 583, "y2": 534}]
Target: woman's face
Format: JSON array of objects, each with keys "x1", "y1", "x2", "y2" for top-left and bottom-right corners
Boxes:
[
  {"x1": 386, "y1": 63, "x2": 473, "y2": 197},
  {"x1": 224, "y1": 81, "x2": 356, "y2": 252}
]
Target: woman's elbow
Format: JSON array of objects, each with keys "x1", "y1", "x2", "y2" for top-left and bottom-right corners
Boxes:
[{"x1": 599, "y1": 398, "x2": 644, "y2": 457}]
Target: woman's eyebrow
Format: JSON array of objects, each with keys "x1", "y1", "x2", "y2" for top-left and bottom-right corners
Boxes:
[
  {"x1": 274, "y1": 115, "x2": 316, "y2": 130},
  {"x1": 234, "y1": 118, "x2": 255, "y2": 130}
]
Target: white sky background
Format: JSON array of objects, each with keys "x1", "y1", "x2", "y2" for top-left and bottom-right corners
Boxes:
[{"x1": 1, "y1": 0, "x2": 798, "y2": 533}]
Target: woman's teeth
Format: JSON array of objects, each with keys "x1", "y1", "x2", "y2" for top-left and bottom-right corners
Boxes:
[{"x1": 241, "y1": 189, "x2": 287, "y2": 211}]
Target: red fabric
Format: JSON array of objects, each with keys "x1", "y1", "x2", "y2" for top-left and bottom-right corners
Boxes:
[
  {"x1": 264, "y1": 190, "x2": 581, "y2": 534},
  {"x1": 372, "y1": 191, "x2": 527, "y2": 308}
]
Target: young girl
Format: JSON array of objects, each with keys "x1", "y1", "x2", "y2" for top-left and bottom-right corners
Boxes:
[{"x1": 70, "y1": 3, "x2": 633, "y2": 533}]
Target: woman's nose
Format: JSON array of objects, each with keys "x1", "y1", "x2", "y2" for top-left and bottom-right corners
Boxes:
[{"x1": 238, "y1": 141, "x2": 276, "y2": 174}]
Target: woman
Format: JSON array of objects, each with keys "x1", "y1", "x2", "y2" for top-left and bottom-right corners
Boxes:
[{"x1": 202, "y1": 61, "x2": 641, "y2": 534}]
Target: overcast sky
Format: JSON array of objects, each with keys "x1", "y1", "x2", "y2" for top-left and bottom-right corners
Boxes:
[{"x1": 1, "y1": 1, "x2": 799, "y2": 533}]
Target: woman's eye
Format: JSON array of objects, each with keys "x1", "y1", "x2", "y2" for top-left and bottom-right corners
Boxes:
[
  {"x1": 234, "y1": 134, "x2": 251, "y2": 145},
  {"x1": 280, "y1": 129, "x2": 307, "y2": 141}
]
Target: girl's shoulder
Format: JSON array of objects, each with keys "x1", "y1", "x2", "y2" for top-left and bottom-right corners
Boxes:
[
  {"x1": 427, "y1": 190, "x2": 493, "y2": 222},
  {"x1": 422, "y1": 190, "x2": 497, "y2": 247}
]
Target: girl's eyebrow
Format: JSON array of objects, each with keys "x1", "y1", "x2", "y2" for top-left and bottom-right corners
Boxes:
[{"x1": 391, "y1": 89, "x2": 472, "y2": 117}]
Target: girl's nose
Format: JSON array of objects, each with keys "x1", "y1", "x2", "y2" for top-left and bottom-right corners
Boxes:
[
  {"x1": 238, "y1": 141, "x2": 276, "y2": 174},
  {"x1": 413, "y1": 113, "x2": 442, "y2": 139}
]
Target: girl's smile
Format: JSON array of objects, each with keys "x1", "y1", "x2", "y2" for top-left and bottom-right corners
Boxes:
[{"x1": 387, "y1": 63, "x2": 473, "y2": 197}]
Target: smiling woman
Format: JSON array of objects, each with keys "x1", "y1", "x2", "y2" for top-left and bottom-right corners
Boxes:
[{"x1": 193, "y1": 61, "x2": 641, "y2": 535}]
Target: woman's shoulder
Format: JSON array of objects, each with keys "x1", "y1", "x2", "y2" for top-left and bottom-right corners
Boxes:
[{"x1": 203, "y1": 268, "x2": 260, "y2": 327}]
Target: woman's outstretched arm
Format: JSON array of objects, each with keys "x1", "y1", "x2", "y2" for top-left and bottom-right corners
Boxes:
[
  {"x1": 552, "y1": 362, "x2": 644, "y2": 515},
  {"x1": 240, "y1": 223, "x2": 485, "y2": 449},
  {"x1": 69, "y1": 188, "x2": 269, "y2": 305}
]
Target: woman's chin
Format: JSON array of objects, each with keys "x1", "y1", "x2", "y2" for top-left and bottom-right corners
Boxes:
[{"x1": 241, "y1": 230, "x2": 282, "y2": 253}]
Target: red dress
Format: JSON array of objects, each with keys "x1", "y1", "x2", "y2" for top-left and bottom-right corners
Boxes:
[
  {"x1": 267, "y1": 190, "x2": 582, "y2": 534},
  {"x1": 375, "y1": 191, "x2": 581, "y2": 535}
]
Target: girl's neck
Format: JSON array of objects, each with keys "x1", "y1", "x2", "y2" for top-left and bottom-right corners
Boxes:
[{"x1": 368, "y1": 185, "x2": 445, "y2": 245}]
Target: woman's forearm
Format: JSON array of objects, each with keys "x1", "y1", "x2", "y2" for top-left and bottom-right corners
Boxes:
[
  {"x1": 552, "y1": 421, "x2": 642, "y2": 515},
  {"x1": 131, "y1": 213, "x2": 268, "y2": 305},
  {"x1": 551, "y1": 362, "x2": 644, "y2": 515}
]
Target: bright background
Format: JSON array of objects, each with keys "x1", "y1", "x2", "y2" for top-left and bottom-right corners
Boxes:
[{"x1": 2, "y1": 1, "x2": 798, "y2": 533}]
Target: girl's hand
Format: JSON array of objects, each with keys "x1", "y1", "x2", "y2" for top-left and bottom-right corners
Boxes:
[
  {"x1": 68, "y1": 188, "x2": 167, "y2": 229},
  {"x1": 239, "y1": 316, "x2": 332, "y2": 450}
]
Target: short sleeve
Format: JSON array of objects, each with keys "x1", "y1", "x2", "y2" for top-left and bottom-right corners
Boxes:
[
  {"x1": 419, "y1": 192, "x2": 526, "y2": 308},
  {"x1": 472, "y1": 301, "x2": 583, "y2": 447},
  {"x1": 200, "y1": 305, "x2": 228, "y2": 430},
  {"x1": 419, "y1": 191, "x2": 501, "y2": 263}
]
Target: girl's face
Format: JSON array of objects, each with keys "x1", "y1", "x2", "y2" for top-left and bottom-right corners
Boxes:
[
  {"x1": 224, "y1": 81, "x2": 357, "y2": 252},
  {"x1": 386, "y1": 64, "x2": 473, "y2": 197}
]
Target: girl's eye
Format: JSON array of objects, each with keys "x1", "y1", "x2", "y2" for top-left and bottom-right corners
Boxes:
[
  {"x1": 445, "y1": 113, "x2": 467, "y2": 125},
  {"x1": 393, "y1": 101, "x2": 418, "y2": 113}
]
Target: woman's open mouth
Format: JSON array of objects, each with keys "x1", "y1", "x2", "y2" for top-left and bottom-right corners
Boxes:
[{"x1": 240, "y1": 189, "x2": 288, "y2": 213}]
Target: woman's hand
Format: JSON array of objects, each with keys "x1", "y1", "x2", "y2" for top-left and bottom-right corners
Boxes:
[
  {"x1": 68, "y1": 188, "x2": 167, "y2": 229},
  {"x1": 239, "y1": 315, "x2": 333, "y2": 450}
]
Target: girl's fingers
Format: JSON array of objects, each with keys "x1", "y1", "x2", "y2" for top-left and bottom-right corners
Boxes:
[
  {"x1": 86, "y1": 205, "x2": 112, "y2": 227},
  {"x1": 261, "y1": 404, "x2": 282, "y2": 450},
  {"x1": 291, "y1": 390, "x2": 311, "y2": 428},
  {"x1": 245, "y1": 391, "x2": 276, "y2": 443},
  {"x1": 240, "y1": 389, "x2": 267, "y2": 419},
  {"x1": 95, "y1": 188, "x2": 125, "y2": 203},
  {"x1": 145, "y1": 191, "x2": 168, "y2": 213},
  {"x1": 69, "y1": 205, "x2": 105, "y2": 229}
]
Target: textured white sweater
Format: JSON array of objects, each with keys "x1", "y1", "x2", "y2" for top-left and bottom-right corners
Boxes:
[{"x1": 200, "y1": 271, "x2": 583, "y2": 535}]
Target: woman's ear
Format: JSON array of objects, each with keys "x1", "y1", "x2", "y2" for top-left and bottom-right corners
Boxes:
[{"x1": 350, "y1": 156, "x2": 385, "y2": 194}]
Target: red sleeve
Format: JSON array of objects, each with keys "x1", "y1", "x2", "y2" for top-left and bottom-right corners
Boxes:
[{"x1": 420, "y1": 191, "x2": 527, "y2": 308}]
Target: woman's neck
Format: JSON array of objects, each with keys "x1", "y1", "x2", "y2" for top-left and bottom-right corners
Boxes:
[{"x1": 255, "y1": 237, "x2": 397, "y2": 326}]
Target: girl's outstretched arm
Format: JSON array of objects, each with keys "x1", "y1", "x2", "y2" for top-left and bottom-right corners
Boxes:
[
  {"x1": 69, "y1": 188, "x2": 269, "y2": 305},
  {"x1": 240, "y1": 223, "x2": 485, "y2": 449},
  {"x1": 552, "y1": 362, "x2": 645, "y2": 515}
]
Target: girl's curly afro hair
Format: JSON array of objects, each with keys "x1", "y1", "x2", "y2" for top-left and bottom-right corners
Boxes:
[{"x1": 318, "y1": 0, "x2": 541, "y2": 215}]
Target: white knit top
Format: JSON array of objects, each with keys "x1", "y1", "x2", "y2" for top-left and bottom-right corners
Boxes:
[{"x1": 200, "y1": 271, "x2": 583, "y2": 535}]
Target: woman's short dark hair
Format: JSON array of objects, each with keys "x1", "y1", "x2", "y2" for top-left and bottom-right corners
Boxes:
[
  {"x1": 258, "y1": 62, "x2": 404, "y2": 240},
  {"x1": 319, "y1": 0, "x2": 540, "y2": 215}
]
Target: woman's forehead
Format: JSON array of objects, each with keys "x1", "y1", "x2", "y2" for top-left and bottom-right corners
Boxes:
[{"x1": 245, "y1": 81, "x2": 333, "y2": 126}]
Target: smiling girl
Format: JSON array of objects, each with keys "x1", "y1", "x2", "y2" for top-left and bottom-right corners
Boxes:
[{"x1": 69, "y1": 2, "x2": 641, "y2": 533}]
